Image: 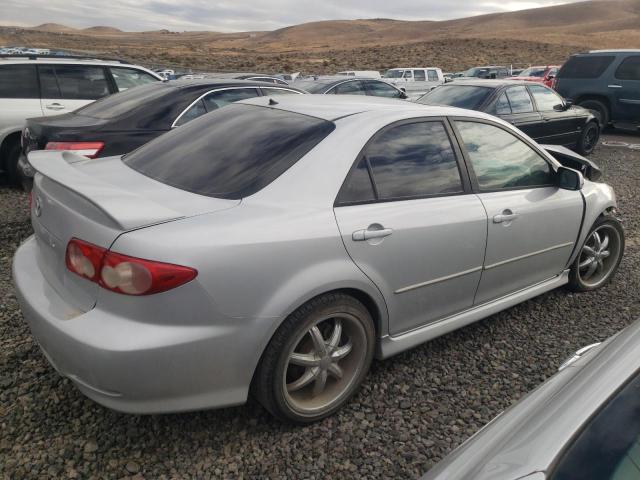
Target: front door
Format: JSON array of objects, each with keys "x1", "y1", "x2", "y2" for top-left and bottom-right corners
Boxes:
[
  {"x1": 610, "y1": 55, "x2": 640, "y2": 123},
  {"x1": 453, "y1": 119, "x2": 584, "y2": 304},
  {"x1": 38, "y1": 64, "x2": 111, "y2": 115},
  {"x1": 498, "y1": 86, "x2": 545, "y2": 142},
  {"x1": 528, "y1": 84, "x2": 581, "y2": 146},
  {"x1": 334, "y1": 120, "x2": 487, "y2": 336}
]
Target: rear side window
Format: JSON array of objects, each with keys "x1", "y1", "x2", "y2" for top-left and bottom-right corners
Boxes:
[
  {"x1": 338, "y1": 121, "x2": 463, "y2": 203},
  {"x1": 124, "y1": 104, "x2": 335, "y2": 199},
  {"x1": 615, "y1": 56, "x2": 640, "y2": 81},
  {"x1": 428, "y1": 70, "x2": 439, "y2": 81},
  {"x1": 0, "y1": 65, "x2": 38, "y2": 98},
  {"x1": 413, "y1": 70, "x2": 426, "y2": 81},
  {"x1": 495, "y1": 92, "x2": 511, "y2": 115},
  {"x1": 44, "y1": 65, "x2": 110, "y2": 100},
  {"x1": 506, "y1": 86, "x2": 534, "y2": 114},
  {"x1": 559, "y1": 55, "x2": 615, "y2": 79}
]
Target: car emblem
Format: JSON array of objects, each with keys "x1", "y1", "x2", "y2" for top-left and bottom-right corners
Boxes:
[{"x1": 34, "y1": 196, "x2": 42, "y2": 217}]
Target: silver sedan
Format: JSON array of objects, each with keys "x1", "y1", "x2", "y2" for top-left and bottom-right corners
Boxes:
[{"x1": 13, "y1": 95, "x2": 624, "y2": 423}]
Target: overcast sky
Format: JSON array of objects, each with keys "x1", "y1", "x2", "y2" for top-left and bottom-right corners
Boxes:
[{"x1": 0, "y1": 0, "x2": 585, "y2": 32}]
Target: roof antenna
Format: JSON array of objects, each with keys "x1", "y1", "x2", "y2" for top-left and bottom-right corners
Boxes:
[{"x1": 269, "y1": 98, "x2": 279, "y2": 105}]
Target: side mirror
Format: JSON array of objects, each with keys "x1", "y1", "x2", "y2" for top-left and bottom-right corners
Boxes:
[
  {"x1": 565, "y1": 99, "x2": 573, "y2": 108},
  {"x1": 557, "y1": 166, "x2": 584, "y2": 190},
  {"x1": 400, "y1": 87, "x2": 406, "y2": 92},
  {"x1": 399, "y1": 91, "x2": 408, "y2": 99}
]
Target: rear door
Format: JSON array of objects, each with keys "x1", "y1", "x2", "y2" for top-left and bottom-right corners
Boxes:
[
  {"x1": 611, "y1": 55, "x2": 640, "y2": 122},
  {"x1": 38, "y1": 64, "x2": 111, "y2": 114},
  {"x1": 452, "y1": 119, "x2": 583, "y2": 304},
  {"x1": 0, "y1": 64, "x2": 43, "y2": 131},
  {"x1": 497, "y1": 86, "x2": 545, "y2": 141},
  {"x1": 334, "y1": 119, "x2": 487, "y2": 335},
  {"x1": 528, "y1": 84, "x2": 581, "y2": 146}
]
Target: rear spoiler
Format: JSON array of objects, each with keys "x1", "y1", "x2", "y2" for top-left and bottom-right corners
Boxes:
[
  {"x1": 28, "y1": 151, "x2": 184, "y2": 230},
  {"x1": 542, "y1": 145, "x2": 602, "y2": 182}
]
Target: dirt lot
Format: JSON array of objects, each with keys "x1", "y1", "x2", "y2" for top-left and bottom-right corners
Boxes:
[{"x1": 0, "y1": 132, "x2": 639, "y2": 479}]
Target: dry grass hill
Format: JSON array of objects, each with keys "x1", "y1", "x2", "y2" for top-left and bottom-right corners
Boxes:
[{"x1": 1, "y1": 0, "x2": 639, "y2": 73}]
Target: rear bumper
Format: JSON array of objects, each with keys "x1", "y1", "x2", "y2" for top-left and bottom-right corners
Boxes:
[{"x1": 12, "y1": 236, "x2": 269, "y2": 414}]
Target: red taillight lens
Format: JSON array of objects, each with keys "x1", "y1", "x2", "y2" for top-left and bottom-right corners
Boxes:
[
  {"x1": 45, "y1": 141, "x2": 105, "y2": 159},
  {"x1": 65, "y1": 238, "x2": 197, "y2": 296}
]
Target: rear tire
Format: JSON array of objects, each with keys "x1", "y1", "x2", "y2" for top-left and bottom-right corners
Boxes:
[
  {"x1": 575, "y1": 121, "x2": 600, "y2": 156},
  {"x1": 253, "y1": 293, "x2": 375, "y2": 423},
  {"x1": 579, "y1": 99, "x2": 609, "y2": 128},
  {"x1": 568, "y1": 215, "x2": 624, "y2": 292},
  {"x1": 3, "y1": 141, "x2": 21, "y2": 186}
]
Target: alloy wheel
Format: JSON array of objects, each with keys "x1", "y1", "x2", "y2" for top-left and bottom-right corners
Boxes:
[{"x1": 578, "y1": 225, "x2": 622, "y2": 288}]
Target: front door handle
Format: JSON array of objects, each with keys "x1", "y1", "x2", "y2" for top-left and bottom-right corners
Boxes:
[
  {"x1": 608, "y1": 85, "x2": 622, "y2": 89},
  {"x1": 46, "y1": 103, "x2": 66, "y2": 111},
  {"x1": 493, "y1": 211, "x2": 519, "y2": 224},
  {"x1": 352, "y1": 226, "x2": 393, "y2": 241}
]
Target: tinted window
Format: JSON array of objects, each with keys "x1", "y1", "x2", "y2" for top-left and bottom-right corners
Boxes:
[
  {"x1": 506, "y1": 86, "x2": 534, "y2": 114},
  {"x1": 201, "y1": 88, "x2": 260, "y2": 111},
  {"x1": 38, "y1": 65, "x2": 61, "y2": 98},
  {"x1": 110, "y1": 67, "x2": 158, "y2": 92},
  {"x1": 615, "y1": 55, "x2": 640, "y2": 81},
  {"x1": 365, "y1": 121, "x2": 463, "y2": 200},
  {"x1": 495, "y1": 92, "x2": 511, "y2": 115},
  {"x1": 428, "y1": 70, "x2": 439, "y2": 81},
  {"x1": 338, "y1": 158, "x2": 376, "y2": 204},
  {"x1": 50, "y1": 65, "x2": 109, "y2": 100},
  {"x1": 75, "y1": 83, "x2": 169, "y2": 119},
  {"x1": 292, "y1": 81, "x2": 329, "y2": 94},
  {"x1": 0, "y1": 65, "x2": 38, "y2": 98},
  {"x1": 551, "y1": 372, "x2": 640, "y2": 480},
  {"x1": 414, "y1": 70, "x2": 426, "y2": 81},
  {"x1": 174, "y1": 99, "x2": 207, "y2": 126},
  {"x1": 417, "y1": 85, "x2": 492, "y2": 109},
  {"x1": 365, "y1": 81, "x2": 401, "y2": 98},
  {"x1": 261, "y1": 87, "x2": 300, "y2": 96},
  {"x1": 529, "y1": 84, "x2": 564, "y2": 111},
  {"x1": 559, "y1": 55, "x2": 615, "y2": 79},
  {"x1": 332, "y1": 81, "x2": 367, "y2": 95},
  {"x1": 124, "y1": 104, "x2": 335, "y2": 199},
  {"x1": 403, "y1": 71, "x2": 413, "y2": 79},
  {"x1": 456, "y1": 121, "x2": 553, "y2": 189}
]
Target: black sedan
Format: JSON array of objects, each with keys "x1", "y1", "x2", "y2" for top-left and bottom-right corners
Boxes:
[
  {"x1": 416, "y1": 80, "x2": 600, "y2": 155},
  {"x1": 19, "y1": 79, "x2": 304, "y2": 187},
  {"x1": 292, "y1": 76, "x2": 408, "y2": 99}
]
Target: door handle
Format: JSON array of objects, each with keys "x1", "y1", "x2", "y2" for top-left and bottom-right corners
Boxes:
[
  {"x1": 608, "y1": 85, "x2": 622, "y2": 89},
  {"x1": 352, "y1": 226, "x2": 393, "y2": 241},
  {"x1": 46, "y1": 103, "x2": 65, "y2": 110},
  {"x1": 493, "y1": 212, "x2": 519, "y2": 223}
]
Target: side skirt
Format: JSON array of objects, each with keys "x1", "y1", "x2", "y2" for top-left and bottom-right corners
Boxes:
[{"x1": 378, "y1": 270, "x2": 570, "y2": 359}]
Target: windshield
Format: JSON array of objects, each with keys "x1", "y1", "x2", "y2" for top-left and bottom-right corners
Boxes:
[
  {"x1": 519, "y1": 67, "x2": 547, "y2": 77},
  {"x1": 384, "y1": 70, "x2": 404, "y2": 78},
  {"x1": 417, "y1": 85, "x2": 493, "y2": 109},
  {"x1": 74, "y1": 83, "x2": 169, "y2": 119},
  {"x1": 124, "y1": 104, "x2": 335, "y2": 199}
]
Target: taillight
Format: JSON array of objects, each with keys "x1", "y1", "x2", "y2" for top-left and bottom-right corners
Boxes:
[
  {"x1": 65, "y1": 238, "x2": 197, "y2": 295},
  {"x1": 45, "y1": 141, "x2": 105, "y2": 159}
]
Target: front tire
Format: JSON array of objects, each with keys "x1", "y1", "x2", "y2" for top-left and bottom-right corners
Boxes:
[
  {"x1": 575, "y1": 121, "x2": 600, "y2": 156},
  {"x1": 253, "y1": 293, "x2": 375, "y2": 423},
  {"x1": 568, "y1": 215, "x2": 624, "y2": 292}
]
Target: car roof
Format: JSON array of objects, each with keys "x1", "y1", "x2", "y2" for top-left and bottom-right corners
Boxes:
[
  {"x1": 446, "y1": 79, "x2": 535, "y2": 88},
  {"x1": 0, "y1": 56, "x2": 145, "y2": 69},
  {"x1": 587, "y1": 49, "x2": 640, "y2": 54},
  {"x1": 165, "y1": 78, "x2": 302, "y2": 91},
  {"x1": 237, "y1": 93, "x2": 495, "y2": 122},
  {"x1": 205, "y1": 72, "x2": 280, "y2": 79}
]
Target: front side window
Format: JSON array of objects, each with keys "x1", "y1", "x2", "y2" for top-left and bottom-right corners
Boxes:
[
  {"x1": 427, "y1": 70, "x2": 439, "y2": 81},
  {"x1": 413, "y1": 70, "x2": 426, "y2": 81},
  {"x1": 551, "y1": 371, "x2": 640, "y2": 480},
  {"x1": 365, "y1": 81, "x2": 401, "y2": 98},
  {"x1": 202, "y1": 88, "x2": 260, "y2": 111},
  {"x1": 51, "y1": 65, "x2": 110, "y2": 100},
  {"x1": 520, "y1": 67, "x2": 547, "y2": 78},
  {"x1": 332, "y1": 81, "x2": 367, "y2": 95},
  {"x1": 125, "y1": 104, "x2": 335, "y2": 199},
  {"x1": 383, "y1": 70, "x2": 403, "y2": 79},
  {"x1": 0, "y1": 65, "x2": 38, "y2": 99},
  {"x1": 456, "y1": 121, "x2": 553, "y2": 190},
  {"x1": 505, "y1": 86, "x2": 534, "y2": 114},
  {"x1": 529, "y1": 84, "x2": 564, "y2": 111},
  {"x1": 340, "y1": 121, "x2": 463, "y2": 202},
  {"x1": 615, "y1": 56, "x2": 640, "y2": 81},
  {"x1": 110, "y1": 67, "x2": 158, "y2": 92},
  {"x1": 174, "y1": 99, "x2": 207, "y2": 126}
]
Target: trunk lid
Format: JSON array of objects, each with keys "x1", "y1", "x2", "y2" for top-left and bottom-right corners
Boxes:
[
  {"x1": 24, "y1": 113, "x2": 110, "y2": 152},
  {"x1": 29, "y1": 151, "x2": 239, "y2": 311}
]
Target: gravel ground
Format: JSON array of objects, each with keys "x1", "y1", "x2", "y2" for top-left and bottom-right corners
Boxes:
[{"x1": 1, "y1": 136, "x2": 639, "y2": 480}]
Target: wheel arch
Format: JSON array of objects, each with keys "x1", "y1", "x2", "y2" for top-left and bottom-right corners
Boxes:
[{"x1": 0, "y1": 130, "x2": 21, "y2": 169}]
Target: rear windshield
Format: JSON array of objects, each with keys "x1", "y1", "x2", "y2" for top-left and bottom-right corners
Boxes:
[
  {"x1": 558, "y1": 55, "x2": 615, "y2": 79},
  {"x1": 417, "y1": 85, "x2": 492, "y2": 109},
  {"x1": 124, "y1": 104, "x2": 335, "y2": 199},
  {"x1": 75, "y1": 83, "x2": 169, "y2": 119}
]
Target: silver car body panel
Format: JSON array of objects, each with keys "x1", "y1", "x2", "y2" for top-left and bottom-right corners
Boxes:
[
  {"x1": 12, "y1": 95, "x2": 618, "y2": 413},
  {"x1": 422, "y1": 320, "x2": 640, "y2": 480}
]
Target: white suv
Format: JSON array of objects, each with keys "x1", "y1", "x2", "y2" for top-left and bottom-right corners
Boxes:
[{"x1": 0, "y1": 55, "x2": 161, "y2": 183}]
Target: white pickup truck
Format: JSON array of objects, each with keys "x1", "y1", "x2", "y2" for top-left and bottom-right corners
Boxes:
[{"x1": 383, "y1": 67, "x2": 446, "y2": 99}]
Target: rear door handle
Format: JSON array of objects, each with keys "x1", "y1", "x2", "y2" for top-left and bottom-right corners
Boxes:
[
  {"x1": 352, "y1": 227, "x2": 393, "y2": 241},
  {"x1": 493, "y1": 212, "x2": 519, "y2": 223},
  {"x1": 608, "y1": 85, "x2": 622, "y2": 89},
  {"x1": 46, "y1": 103, "x2": 65, "y2": 110}
]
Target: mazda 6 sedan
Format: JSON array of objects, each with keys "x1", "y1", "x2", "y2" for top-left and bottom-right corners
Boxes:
[
  {"x1": 422, "y1": 319, "x2": 640, "y2": 480},
  {"x1": 13, "y1": 95, "x2": 624, "y2": 423}
]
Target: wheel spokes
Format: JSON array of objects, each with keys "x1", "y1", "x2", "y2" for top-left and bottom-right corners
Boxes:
[
  {"x1": 289, "y1": 352, "x2": 321, "y2": 368},
  {"x1": 331, "y1": 340, "x2": 353, "y2": 361},
  {"x1": 599, "y1": 233, "x2": 609, "y2": 252},
  {"x1": 579, "y1": 257, "x2": 594, "y2": 269},
  {"x1": 309, "y1": 326, "x2": 327, "y2": 356},
  {"x1": 328, "y1": 319, "x2": 342, "y2": 349},
  {"x1": 583, "y1": 260, "x2": 599, "y2": 280},
  {"x1": 287, "y1": 368, "x2": 318, "y2": 392},
  {"x1": 312, "y1": 369, "x2": 328, "y2": 396}
]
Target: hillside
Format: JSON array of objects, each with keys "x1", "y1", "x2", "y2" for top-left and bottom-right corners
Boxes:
[{"x1": 1, "y1": 0, "x2": 639, "y2": 73}]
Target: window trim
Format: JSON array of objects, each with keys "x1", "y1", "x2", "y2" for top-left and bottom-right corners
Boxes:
[
  {"x1": 259, "y1": 86, "x2": 304, "y2": 96},
  {"x1": 171, "y1": 86, "x2": 262, "y2": 128},
  {"x1": 334, "y1": 117, "x2": 472, "y2": 207},
  {"x1": 448, "y1": 116, "x2": 559, "y2": 193}
]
